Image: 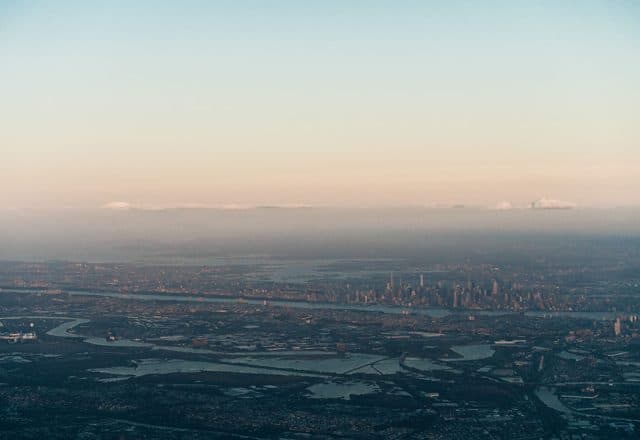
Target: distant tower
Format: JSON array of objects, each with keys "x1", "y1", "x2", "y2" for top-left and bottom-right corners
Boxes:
[
  {"x1": 614, "y1": 318, "x2": 622, "y2": 337},
  {"x1": 420, "y1": 274, "x2": 424, "y2": 288},
  {"x1": 538, "y1": 354, "x2": 545, "y2": 372},
  {"x1": 390, "y1": 272, "x2": 394, "y2": 290},
  {"x1": 492, "y1": 280, "x2": 499, "y2": 297}
]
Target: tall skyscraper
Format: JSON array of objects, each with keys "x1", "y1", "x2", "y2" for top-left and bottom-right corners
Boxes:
[{"x1": 614, "y1": 318, "x2": 622, "y2": 337}]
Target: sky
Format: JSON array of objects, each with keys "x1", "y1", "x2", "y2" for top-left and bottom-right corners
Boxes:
[{"x1": 1, "y1": 0, "x2": 639, "y2": 209}]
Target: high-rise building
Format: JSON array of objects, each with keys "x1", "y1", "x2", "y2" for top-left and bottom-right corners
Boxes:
[
  {"x1": 614, "y1": 318, "x2": 622, "y2": 337},
  {"x1": 420, "y1": 274, "x2": 424, "y2": 288}
]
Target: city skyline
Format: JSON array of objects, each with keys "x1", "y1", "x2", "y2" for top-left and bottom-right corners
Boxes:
[{"x1": 3, "y1": 3, "x2": 640, "y2": 438}]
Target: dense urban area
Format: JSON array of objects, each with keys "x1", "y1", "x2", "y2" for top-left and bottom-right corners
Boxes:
[{"x1": 0, "y1": 248, "x2": 639, "y2": 439}]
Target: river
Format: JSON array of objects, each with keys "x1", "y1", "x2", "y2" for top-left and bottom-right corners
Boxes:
[
  {"x1": 0, "y1": 288, "x2": 621, "y2": 320},
  {"x1": 66, "y1": 290, "x2": 619, "y2": 320}
]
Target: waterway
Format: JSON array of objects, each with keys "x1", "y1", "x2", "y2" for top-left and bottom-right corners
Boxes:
[
  {"x1": 90, "y1": 358, "x2": 323, "y2": 379},
  {"x1": 0, "y1": 288, "x2": 621, "y2": 320},
  {"x1": 61, "y1": 290, "x2": 620, "y2": 320},
  {"x1": 442, "y1": 344, "x2": 495, "y2": 362}
]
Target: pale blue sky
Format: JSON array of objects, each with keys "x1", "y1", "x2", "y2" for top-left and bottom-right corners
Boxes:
[{"x1": 1, "y1": 1, "x2": 639, "y2": 208}]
